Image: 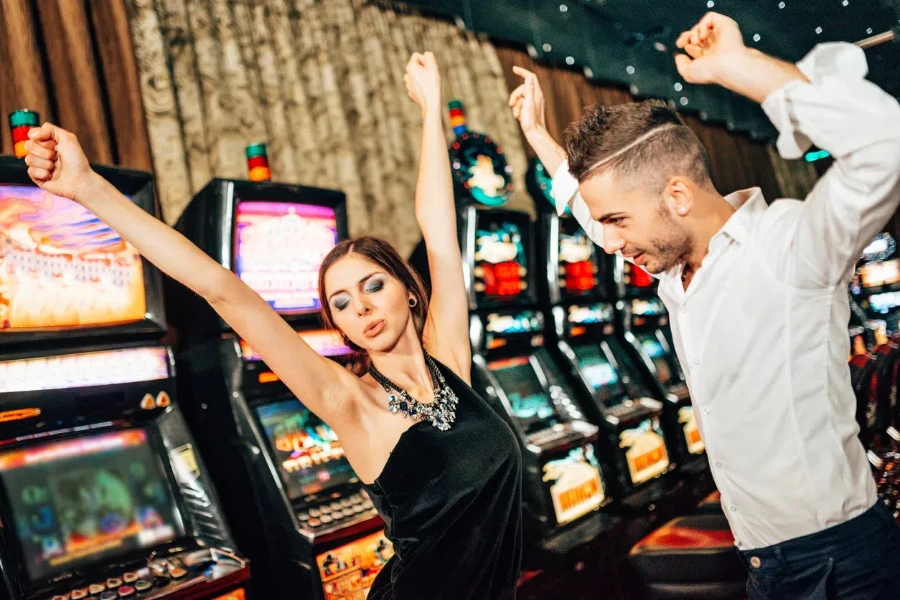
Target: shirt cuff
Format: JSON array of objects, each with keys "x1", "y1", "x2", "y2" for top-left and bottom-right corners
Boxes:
[
  {"x1": 551, "y1": 160, "x2": 580, "y2": 216},
  {"x1": 761, "y1": 42, "x2": 868, "y2": 159}
]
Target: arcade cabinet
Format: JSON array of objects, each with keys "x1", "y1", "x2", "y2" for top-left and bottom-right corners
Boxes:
[
  {"x1": 171, "y1": 180, "x2": 391, "y2": 600},
  {"x1": 852, "y1": 233, "x2": 900, "y2": 335},
  {"x1": 0, "y1": 157, "x2": 250, "y2": 600},
  {"x1": 527, "y1": 160, "x2": 683, "y2": 522},
  {"x1": 411, "y1": 107, "x2": 619, "y2": 570}
]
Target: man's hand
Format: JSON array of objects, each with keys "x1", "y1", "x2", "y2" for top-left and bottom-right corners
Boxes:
[
  {"x1": 509, "y1": 66, "x2": 548, "y2": 137},
  {"x1": 674, "y1": 12, "x2": 807, "y2": 103},
  {"x1": 508, "y1": 66, "x2": 566, "y2": 175},
  {"x1": 404, "y1": 52, "x2": 441, "y2": 119},
  {"x1": 24, "y1": 123, "x2": 96, "y2": 203},
  {"x1": 674, "y1": 12, "x2": 747, "y2": 85}
]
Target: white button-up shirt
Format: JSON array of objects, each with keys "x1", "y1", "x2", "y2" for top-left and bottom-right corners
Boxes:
[{"x1": 552, "y1": 43, "x2": 900, "y2": 550}]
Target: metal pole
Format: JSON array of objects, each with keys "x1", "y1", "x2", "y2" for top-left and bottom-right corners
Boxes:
[{"x1": 855, "y1": 25, "x2": 899, "y2": 49}]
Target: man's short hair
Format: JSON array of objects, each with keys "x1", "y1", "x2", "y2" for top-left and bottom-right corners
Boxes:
[{"x1": 564, "y1": 99, "x2": 713, "y2": 192}]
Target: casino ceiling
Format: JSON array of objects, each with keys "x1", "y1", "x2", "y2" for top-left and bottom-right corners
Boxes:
[{"x1": 399, "y1": 0, "x2": 900, "y2": 141}]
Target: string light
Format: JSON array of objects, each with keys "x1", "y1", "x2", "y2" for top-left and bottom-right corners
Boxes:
[
  {"x1": 566, "y1": 56, "x2": 575, "y2": 65},
  {"x1": 674, "y1": 83, "x2": 683, "y2": 91},
  {"x1": 680, "y1": 97, "x2": 689, "y2": 106},
  {"x1": 867, "y1": 28, "x2": 873, "y2": 34},
  {"x1": 842, "y1": 0, "x2": 848, "y2": 5},
  {"x1": 753, "y1": 33, "x2": 761, "y2": 42},
  {"x1": 707, "y1": 0, "x2": 714, "y2": 7},
  {"x1": 543, "y1": 43, "x2": 552, "y2": 52},
  {"x1": 778, "y1": 1, "x2": 786, "y2": 8},
  {"x1": 626, "y1": 65, "x2": 635, "y2": 74},
  {"x1": 815, "y1": 26, "x2": 823, "y2": 34},
  {"x1": 559, "y1": 4, "x2": 568, "y2": 12}
]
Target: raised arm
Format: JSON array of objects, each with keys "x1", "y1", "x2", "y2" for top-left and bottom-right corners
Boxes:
[
  {"x1": 675, "y1": 12, "x2": 900, "y2": 287},
  {"x1": 509, "y1": 67, "x2": 611, "y2": 255},
  {"x1": 23, "y1": 125, "x2": 366, "y2": 427},
  {"x1": 404, "y1": 52, "x2": 471, "y2": 381}
]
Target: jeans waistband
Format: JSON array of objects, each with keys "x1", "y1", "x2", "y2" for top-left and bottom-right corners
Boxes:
[{"x1": 741, "y1": 502, "x2": 893, "y2": 568}]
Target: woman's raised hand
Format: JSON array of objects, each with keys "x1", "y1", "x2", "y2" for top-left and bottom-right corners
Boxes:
[
  {"x1": 24, "y1": 123, "x2": 95, "y2": 203},
  {"x1": 404, "y1": 51, "x2": 441, "y2": 118}
]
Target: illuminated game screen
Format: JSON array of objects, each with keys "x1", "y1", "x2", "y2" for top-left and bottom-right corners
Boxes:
[
  {"x1": 0, "y1": 346, "x2": 170, "y2": 394},
  {"x1": 316, "y1": 530, "x2": 393, "y2": 600},
  {"x1": 623, "y1": 263, "x2": 656, "y2": 294},
  {"x1": 0, "y1": 430, "x2": 183, "y2": 581},
  {"x1": 240, "y1": 329, "x2": 351, "y2": 362},
  {"x1": 572, "y1": 345, "x2": 624, "y2": 405},
  {"x1": 637, "y1": 333, "x2": 674, "y2": 385},
  {"x1": 557, "y1": 225, "x2": 599, "y2": 297},
  {"x1": 859, "y1": 259, "x2": 900, "y2": 288},
  {"x1": 473, "y1": 220, "x2": 528, "y2": 301},
  {"x1": 541, "y1": 444, "x2": 605, "y2": 526},
  {"x1": 234, "y1": 201, "x2": 338, "y2": 314},
  {"x1": 618, "y1": 418, "x2": 670, "y2": 485},
  {"x1": 255, "y1": 399, "x2": 356, "y2": 499},
  {"x1": 0, "y1": 185, "x2": 147, "y2": 330},
  {"x1": 488, "y1": 356, "x2": 558, "y2": 434}
]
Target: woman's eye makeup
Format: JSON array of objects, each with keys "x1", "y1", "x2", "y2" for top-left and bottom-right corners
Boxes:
[
  {"x1": 365, "y1": 279, "x2": 384, "y2": 293},
  {"x1": 333, "y1": 297, "x2": 350, "y2": 311}
]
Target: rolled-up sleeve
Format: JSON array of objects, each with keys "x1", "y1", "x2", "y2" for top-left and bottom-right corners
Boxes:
[{"x1": 762, "y1": 42, "x2": 900, "y2": 287}]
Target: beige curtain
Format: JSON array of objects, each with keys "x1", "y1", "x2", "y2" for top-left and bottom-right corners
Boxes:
[{"x1": 126, "y1": 0, "x2": 532, "y2": 257}]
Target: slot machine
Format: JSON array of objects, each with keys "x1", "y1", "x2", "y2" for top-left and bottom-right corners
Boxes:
[
  {"x1": 851, "y1": 233, "x2": 900, "y2": 339},
  {"x1": 527, "y1": 160, "x2": 682, "y2": 513},
  {"x1": 0, "y1": 157, "x2": 250, "y2": 600},
  {"x1": 621, "y1": 259, "x2": 709, "y2": 480},
  {"x1": 412, "y1": 108, "x2": 619, "y2": 566},
  {"x1": 171, "y1": 180, "x2": 390, "y2": 600}
]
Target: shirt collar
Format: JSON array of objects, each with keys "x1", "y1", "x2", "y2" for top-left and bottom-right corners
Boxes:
[{"x1": 717, "y1": 187, "x2": 767, "y2": 245}]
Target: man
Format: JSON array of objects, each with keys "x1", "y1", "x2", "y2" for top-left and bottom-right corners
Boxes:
[{"x1": 509, "y1": 12, "x2": 900, "y2": 599}]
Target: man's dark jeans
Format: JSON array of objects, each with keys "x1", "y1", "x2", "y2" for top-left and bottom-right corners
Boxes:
[{"x1": 740, "y1": 502, "x2": 900, "y2": 599}]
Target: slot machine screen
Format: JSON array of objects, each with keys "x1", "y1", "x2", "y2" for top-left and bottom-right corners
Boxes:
[
  {"x1": 473, "y1": 220, "x2": 528, "y2": 302},
  {"x1": 0, "y1": 430, "x2": 184, "y2": 581},
  {"x1": 637, "y1": 333, "x2": 673, "y2": 385},
  {"x1": 488, "y1": 356, "x2": 559, "y2": 434},
  {"x1": 571, "y1": 345, "x2": 625, "y2": 405},
  {"x1": 255, "y1": 399, "x2": 357, "y2": 499},
  {"x1": 557, "y1": 218, "x2": 602, "y2": 298},
  {"x1": 316, "y1": 530, "x2": 393, "y2": 600},
  {"x1": 618, "y1": 418, "x2": 670, "y2": 485},
  {"x1": 0, "y1": 185, "x2": 147, "y2": 330},
  {"x1": 623, "y1": 263, "x2": 656, "y2": 294},
  {"x1": 859, "y1": 259, "x2": 900, "y2": 288},
  {"x1": 233, "y1": 201, "x2": 339, "y2": 314},
  {"x1": 241, "y1": 329, "x2": 351, "y2": 361}
]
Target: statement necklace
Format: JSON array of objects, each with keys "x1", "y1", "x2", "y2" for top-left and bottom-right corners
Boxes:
[{"x1": 368, "y1": 353, "x2": 459, "y2": 431}]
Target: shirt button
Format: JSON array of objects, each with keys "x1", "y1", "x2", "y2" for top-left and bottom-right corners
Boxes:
[
  {"x1": 750, "y1": 556, "x2": 761, "y2": 568},
  {"x1": 729, "y1": 505, "x2": 737, "y2": 512},
  {"x1": 692, "y1": 359, "x2": 700, "y2": 366},
  {"x1": 715, "y1": 461, "x2": 722, "y2": 468},
  {"x1": 703, "y1": 408, "x2": 710, "y2": 415}
]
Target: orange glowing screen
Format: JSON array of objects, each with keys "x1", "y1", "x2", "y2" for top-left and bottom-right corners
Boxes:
[
  {"x1": 0, "y1": 186, "x2": 146, "y2": 330},
  {"x1": 211, "y1": 590, "x2": 246, "y2": 600},
  {"x1": 0, "y1": 408, "x2": 40, "y2": 422}
]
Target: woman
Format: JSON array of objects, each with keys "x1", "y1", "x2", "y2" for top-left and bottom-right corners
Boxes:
[{"x1": 23, "y1": 53, "x2": 522, "y2": 599}]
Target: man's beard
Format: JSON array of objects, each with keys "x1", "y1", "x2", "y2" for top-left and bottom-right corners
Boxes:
[{"x1": 644, "y1": 210, "x2": 691, "y2": 274}]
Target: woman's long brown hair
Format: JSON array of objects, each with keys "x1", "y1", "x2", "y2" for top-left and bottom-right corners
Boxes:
[{"x1": 317, "y1": 236, "x2": 430, "y2": 375}]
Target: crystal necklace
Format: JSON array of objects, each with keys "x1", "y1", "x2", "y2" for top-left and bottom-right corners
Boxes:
[{"x1": 368, "y1": 353, "x2": 459, "y2": 431}]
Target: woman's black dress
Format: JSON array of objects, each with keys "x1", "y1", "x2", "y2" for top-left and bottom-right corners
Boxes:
[{"x1": 363, "y1": 360, "x2": 523, "y2": 599}]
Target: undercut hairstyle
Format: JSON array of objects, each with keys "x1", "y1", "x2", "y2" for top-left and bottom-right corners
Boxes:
[{"x1": 564, "y1": 99, "x2": 713, "y2": 193}]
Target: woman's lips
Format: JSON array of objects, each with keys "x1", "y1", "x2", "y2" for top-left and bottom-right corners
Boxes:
[{"x1": 364, "y1": 319, "x2": 386, "y2": 338}]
